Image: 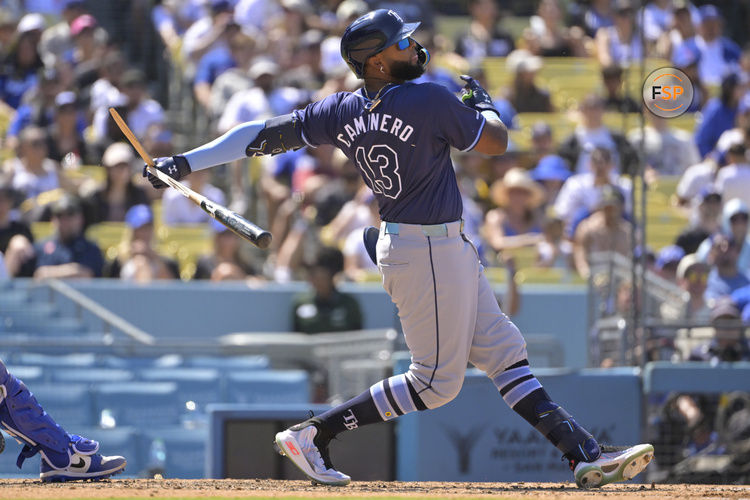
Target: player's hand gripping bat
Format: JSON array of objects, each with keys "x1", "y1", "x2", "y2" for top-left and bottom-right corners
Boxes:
[{"x1": 108, "y1": 108, "x2": 272, "y2": 249}]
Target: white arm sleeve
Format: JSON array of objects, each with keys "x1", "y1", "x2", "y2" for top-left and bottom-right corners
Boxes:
[{"x1": 182, "y1": 120, "x2": 264, "y2": 171}]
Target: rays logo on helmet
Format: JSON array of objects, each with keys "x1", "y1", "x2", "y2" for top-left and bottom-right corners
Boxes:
[{"x1": 387, "y1": 10, "x2": 403, "y2": 22}]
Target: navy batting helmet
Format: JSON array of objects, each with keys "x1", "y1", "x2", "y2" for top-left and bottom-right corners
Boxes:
[{"x1": 340, "y1": 9, "x2": 429, "y2": 78}]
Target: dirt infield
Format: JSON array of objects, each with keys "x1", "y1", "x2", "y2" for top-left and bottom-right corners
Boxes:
[{"x1": 0, "y1": 479, "x2": 748, "y2": 499}]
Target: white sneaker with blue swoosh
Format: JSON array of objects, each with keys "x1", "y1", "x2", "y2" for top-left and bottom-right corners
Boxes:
[{"x1": 39, "y1": 435, "x2": 126, "y2": 482}]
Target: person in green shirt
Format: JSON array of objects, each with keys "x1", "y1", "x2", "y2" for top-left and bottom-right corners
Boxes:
[{"x1": 292, "y1": 246, "x2": 363, "y2": 334}]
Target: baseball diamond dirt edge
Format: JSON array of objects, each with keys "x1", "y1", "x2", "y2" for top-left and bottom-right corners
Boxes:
[{"x1": 108, "y1": 107, "x2": 272, "y2": 250}]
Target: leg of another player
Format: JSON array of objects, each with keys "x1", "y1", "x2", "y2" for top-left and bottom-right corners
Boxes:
[
  {"x1": 468, "y1": 274, "x2": 653, "y2": 488},
  {"x1": 0, "y1": 359, "x2": 126, "y2": 482}
]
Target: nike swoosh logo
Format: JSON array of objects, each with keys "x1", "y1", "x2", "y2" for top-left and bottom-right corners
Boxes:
[{"x1": 71, "y1": 457, "x2": 86, "y2": 468}]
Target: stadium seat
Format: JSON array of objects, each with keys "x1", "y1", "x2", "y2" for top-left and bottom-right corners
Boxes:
[
  {"x1": 226, "y1": 370, "x2": 310, "y2": 404},
  {"x1": 141, "y1": 426, "x2": 209, "y2": 479},
  {"x1": 51, "y1": 368, "x2": 135, "y2": 385},
  {"x1": 93, "y1": 382, "x2": 182, "y2": 428},
  {"x1": 138, "y1": 368, "x2": 223, "y2": 409},
  {"x1": 186, "y1": 355, "x2": 269, "y2": 372},
  {"x1": 28, "y1": 383, "x2": 95, "y2": 429}
]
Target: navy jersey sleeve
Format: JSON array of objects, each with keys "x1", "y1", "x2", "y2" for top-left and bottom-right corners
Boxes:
[
  {"x1": 294, "y1": 92, "x2": 347, "y2": 147},
  {"x1": 421, "y1": 83, "x2": 486, "y2": 152}
]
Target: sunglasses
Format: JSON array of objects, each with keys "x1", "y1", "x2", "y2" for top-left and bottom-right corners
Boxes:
[
  {"x1": 685, "y1": 272, "x2": 708, "y2": 285},
  {"x1": 396, "y1": 37, "x2": 411, "y2": 51}
]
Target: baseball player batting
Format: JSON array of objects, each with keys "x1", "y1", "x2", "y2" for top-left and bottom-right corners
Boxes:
[{"x1": 144, "y1": 9, "x2": 653, "y2": 488}]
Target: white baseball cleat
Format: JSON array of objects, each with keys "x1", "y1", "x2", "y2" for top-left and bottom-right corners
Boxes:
[
  {"x1": 274, "y1": 418, "x2": 350, "y2": 486},
  {"x1": 572, "y1": 444, "x2": 654, "y2": 488}
]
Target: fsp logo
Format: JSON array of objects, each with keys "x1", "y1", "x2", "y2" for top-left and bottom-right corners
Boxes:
[{"x1": 642, "y1": 67, "x2": 693, "y2": 118}]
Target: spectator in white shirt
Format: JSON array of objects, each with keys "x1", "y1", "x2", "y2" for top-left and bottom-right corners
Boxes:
[
  {"x1": 3, "y1": 126, "x2": 60, "y2": 200},
  {"x1": 715, "y1": 143, "x2": 750, "y2": 208},
  {"x1": 554, "y1": 146, "x2": 632, "y2": 235},
  {"x1": 119, "y1": 69, "x2": 165, "y2": 140},
  {"x1": 627, "y1": 110, "x2": 700, "y2": 176}
]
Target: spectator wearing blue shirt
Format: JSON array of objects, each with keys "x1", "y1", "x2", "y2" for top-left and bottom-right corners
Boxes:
[
  {"x1": 17, "y1": 194, "x2": 104, "y2": 279},
  {"x1": 671, "y1": 42, "x2": 708, "y2": 113},
  {"x1": 5, "y1": 66, "x2": 60, "y2": 152},
  {"x1": 694, "y1": 73, "x2": 743, "y2": 158},
  {"x1": 704, "y1": 233, "x2": 750, "y2": 302},
  {"x1": 681, "y1": 4, "x2": 741, "y2": 87},
  {"x1": 0, "y1": 14, "x2": 44, "y2": 112},
  {"x1": 193, "y1": 22, "x2": 240, "y2": 111}
]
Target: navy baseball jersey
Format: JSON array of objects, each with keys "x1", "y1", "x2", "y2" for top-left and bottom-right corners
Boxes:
[{"x1": 293, "y1": 82, "x2": 486, "y2": 224}]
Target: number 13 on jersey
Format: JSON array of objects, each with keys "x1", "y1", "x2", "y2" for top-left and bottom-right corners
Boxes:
[{"x1": 356, "y1": 144, "x2": 402, "y2": 199}]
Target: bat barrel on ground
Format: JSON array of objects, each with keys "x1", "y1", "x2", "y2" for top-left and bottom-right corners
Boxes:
[{"x1": 108, "y1": 107, "x2": 272, "y2": 249}]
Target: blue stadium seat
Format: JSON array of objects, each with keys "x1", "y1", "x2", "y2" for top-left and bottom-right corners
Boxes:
[
  {"x1": 93, "y1": 382, "x2": 182, "y2": 428},
  {"x1": 226, "y1": 370, "x2": 310, "y2": 404},
  {"x1": 138, "y1": 368, "x2": 222, "y2": 410},
  {"x1": 29, "y1": 384, "x2": 95, "y2": 429},
  {"x1": 16, "y1": 352, "x2": 97, "y2": 369},
  {"x1": 3, "y1": 365, "x2": 44, "y2": 385},
  {"x1": 186, "y1": 355, "x2": 269, "y2": 371},
  {"x1": 141, "y1": 426, "x2": 209, "y2": 479},
  {"x1": 51, "y1": 368, "x2": 134, "y2": 385}
]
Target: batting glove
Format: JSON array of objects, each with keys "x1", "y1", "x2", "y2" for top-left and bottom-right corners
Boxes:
[
  {"x1": 459, "y1": 75, "x2": 502, "y2": 121},
  {"x1": 143, "y1": 155, "x2": 191, "y2": 189}
]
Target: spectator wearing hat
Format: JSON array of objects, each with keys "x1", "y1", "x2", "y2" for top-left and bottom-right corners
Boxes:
[
  {"x1": 291, "y1": 246, "x2": 362, "y2": 334},
  {"x1": 3, "y1": 126, "x2": 61, "y2": 201},
  {"x1": 9, "y1": 194, "x2": 103, "y2": 278},
  {"x1": 536, "y1": 209, "x2": 573, "y2": 270},
  {"x1": 694, "y1": 73, "x2": 744, "y2": 159},
  {"x1": 554, "y1": 146, "x2": 632, "y2": 235},
  {"x1": 119, "y1": 69, "x2": 166, "y2": 141},
  {"x1": 503, "y1": 49, "x2": 553, "y2": 113},
  {"x1": 0, "y1": 13, "x2": 44, "y2": 113},
  {"x1": 162, "y1": 168, "x2": 225, "y2": 226},
  {"x1": 81, "y1": 142, "x2": 150, "y2": 225},
  {"x1": 38, "y1": 0, "x2": 87, "y2": 67},
  {"x1": 601, "y1": 65, "x2": 639, "y2": 114},
  {"x1": 66, "y1": 13, "x2": 106, "y2": 73},
  {"x1": 45, "y1": 90, "x2": 89, "y2": 165},
  {"x1": 675, "y1": 186, "x2": 722, "y2": 255},
  {"x1": 595, "y1": 0, "x2": 643, "y2": 67},
  {"x1": 677, "y1": 4, "x2": 741, "y2": 87},
  {"x1": 217, "y1": 59, "x2": 280, "y2": 132},
  {"x1": 627, "y1": 107, "x2": 700, "y2": 176},
  {"x1": 661, "y1": 253, "x2": 711, "y2": 321},
  {"x1": 455, "y1": 0, "x2": 514, "y2": 64},
  {"x1": 704, "y1": 233, "x2": 750, "y2": 302},
  {"x1": 484, "y1": 167, "x2": 545, "y2": 256},
  {"x1": 105, "y1": 204, "x2": 178, "y2": 282},
  {"x1": 523, "y1": 0, "x2": 586, "y2": 57},
  {"x1": 5, "y1": 66, "x2": 61, "y2": 152},
  {"x1": 689, "y1": 297, "x2": 750, "y2": 362},
  {"x1": 558, "y1": 95, "x2": 639, "y2": 175},
  {"x1": 696, "y1": 198, "x2": 750, "y2": 273},
  {"x1": 194, "y1": 217, "x2": 258, "y2": 281},
  {"x1": 573, "y1": 184, "x2": 631, "y2": 279},
  {"x1": 531, "y1": 154, "x2": 570, "y2": 207},
  {"x1": 656, "y1": 244, "x2": 686, "y2": 283}
]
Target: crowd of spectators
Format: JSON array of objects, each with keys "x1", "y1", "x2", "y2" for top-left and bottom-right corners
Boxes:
[{"x1": 0, "y1": 0, "x2": 748, "y2": 331}]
